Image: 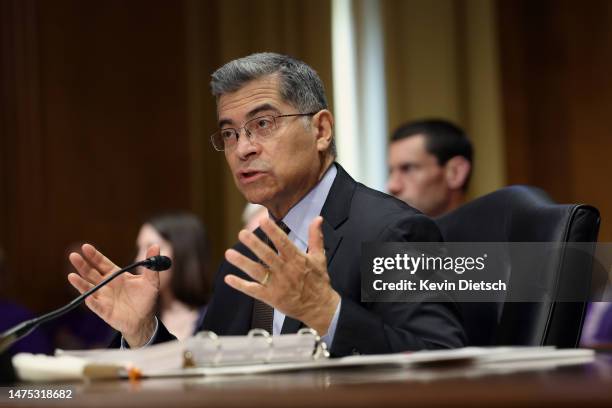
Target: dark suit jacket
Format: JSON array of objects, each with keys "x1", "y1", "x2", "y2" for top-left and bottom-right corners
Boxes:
[{"x1": 155, "y1": 164, "x2": 466, "y2": 356}]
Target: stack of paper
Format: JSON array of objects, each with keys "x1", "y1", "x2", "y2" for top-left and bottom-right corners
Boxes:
[{"x1": 11, "y1": 335, "x2": 595, "y2": 382}]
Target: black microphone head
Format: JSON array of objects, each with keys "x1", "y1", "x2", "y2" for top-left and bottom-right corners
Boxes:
[{"x1": 142, "y1": 255, "x2": 172, "y2": 271}]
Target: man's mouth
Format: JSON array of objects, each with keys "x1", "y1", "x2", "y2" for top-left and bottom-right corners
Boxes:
[{"x1": 238, "y1": 170, "x2": 266, "y2": 184}]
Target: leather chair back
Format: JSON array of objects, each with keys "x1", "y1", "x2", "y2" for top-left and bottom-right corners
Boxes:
[{"x1": 436, "y1": 185, "x2": 600, "y2": 347}]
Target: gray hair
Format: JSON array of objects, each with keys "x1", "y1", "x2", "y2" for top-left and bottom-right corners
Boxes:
[{"x1": 211, "y1": 52, "x2": 335, "y2": 156}]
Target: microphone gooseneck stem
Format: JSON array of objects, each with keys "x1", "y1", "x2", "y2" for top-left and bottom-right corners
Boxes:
[
  {"x1": 0, "y1": 259, "x2": 144, "y2": 354},
  {"x1": 38, "y1": 260, "x2": 143, "y2": 327}
]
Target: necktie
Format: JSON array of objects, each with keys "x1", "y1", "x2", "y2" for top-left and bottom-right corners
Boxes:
[{"x1": 250, "y1": 220, "x2": 291, "y2": 334}]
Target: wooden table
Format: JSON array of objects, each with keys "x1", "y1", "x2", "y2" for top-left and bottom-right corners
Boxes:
[{"x1": 2, "y1": 352, "x2": 612, "y2": 408}]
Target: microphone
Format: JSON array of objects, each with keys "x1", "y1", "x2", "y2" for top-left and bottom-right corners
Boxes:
[
  {"x1": 141, "y1": 255, "x2": 172, "y2": 271},
  {"x1": 0, "y1": 255, "x2": 172, "y2": 354}
]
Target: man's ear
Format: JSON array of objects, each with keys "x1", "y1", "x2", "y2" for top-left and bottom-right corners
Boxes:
[
  {"x1": 444, "y1": 156, "x2": 471, "y2": 190},
  {"x1": 312, "y1": 110, "x2": 334, "y2": 152}
]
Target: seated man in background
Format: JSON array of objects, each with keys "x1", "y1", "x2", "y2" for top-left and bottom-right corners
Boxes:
[
  {"x1": 387, "y1": 119, "x2": 473, "y2": 217},
  {"x1": 67, "y1": 52, "x2": 466, "y2": 356}
]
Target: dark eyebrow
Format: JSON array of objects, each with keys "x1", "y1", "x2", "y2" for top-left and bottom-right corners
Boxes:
[
  {"x1": 246, "y1": 103, "x2": 281, "y2": 119},
  {"x1": 218, "y1": 118, "x2": 234, "y2": 128},
  {"x1": 390, "y1": 162, "x2": 416, "y2": 173},
  {"x1": 398, "y1": 162, "x2": 417, "y2": 172},
  {"x1": 218, "y1": 103, "x2": 281, "y2": 128}
]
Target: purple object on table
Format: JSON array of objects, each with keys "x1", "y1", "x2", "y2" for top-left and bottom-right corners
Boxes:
[
  {"x1": 581, "y1": 302, "x2": 612, "y2": 345},
  {"x1": 0, "y1": 301, "x2": 53, "y2": 355}
]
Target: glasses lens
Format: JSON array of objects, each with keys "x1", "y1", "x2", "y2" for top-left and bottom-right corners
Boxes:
[
  {"x1": 211, "y1": 116, "x2": 277, "y2": 152},
  {"x1": 210, "y1": 132, "x2": 226, "y2": 151},
  {"x1": 245, "y1": 116, "x2": 275, "y2": 139}
]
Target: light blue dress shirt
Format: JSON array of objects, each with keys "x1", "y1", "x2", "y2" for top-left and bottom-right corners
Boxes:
[{"x1": 273, "y1": 163, "x2": 340, "y2": 347}]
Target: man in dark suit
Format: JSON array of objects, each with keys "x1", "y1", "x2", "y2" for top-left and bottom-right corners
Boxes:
[{"x1": 68, "y1": 53, "x2": 466, "y2": 356}]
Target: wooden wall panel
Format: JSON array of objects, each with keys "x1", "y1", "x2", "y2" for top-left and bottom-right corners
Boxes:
[
  {"x1": 0, "y1": 0, "x2": 332, "y2": 315},
  {"x1": 498, "y1": 0, "x2": 612, "y2": 240},
  {"x1": 1, "y1": 0, "x2": 193, "y2": 311}
]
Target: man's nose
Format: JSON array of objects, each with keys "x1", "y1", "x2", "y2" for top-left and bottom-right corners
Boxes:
[
  {"x1": 235, "y1": 129, "x2": 259, "y2": 159},
  {"x1": 387, "y1": 173, "x2": 402, "y2": 195}
]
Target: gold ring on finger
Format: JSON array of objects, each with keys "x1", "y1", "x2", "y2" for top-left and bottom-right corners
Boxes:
[{"x1": 260, "y1": 269, "x2": 271, "y2": 286}]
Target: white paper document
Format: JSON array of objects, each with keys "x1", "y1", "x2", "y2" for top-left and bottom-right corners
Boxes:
[{"x1": 11, "y1": 329, "x2": 595, "y2": 382}]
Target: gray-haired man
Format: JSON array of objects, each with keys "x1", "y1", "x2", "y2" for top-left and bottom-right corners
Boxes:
[{"x1": 68, "y1": 53, "x2": 466, "y2": 356}]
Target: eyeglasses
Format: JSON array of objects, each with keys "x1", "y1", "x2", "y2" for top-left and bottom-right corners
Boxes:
[{"x1": 210, "y1": 112, "x2": 317, "y2": 152}]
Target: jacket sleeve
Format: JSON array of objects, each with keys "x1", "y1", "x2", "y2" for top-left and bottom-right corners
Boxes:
[
  {"x1": 330, "y1": 214, "x2": 467, "y2": 356},
  {"x1": 151, "y1": 319, "x2": 178, "y2": 344}
]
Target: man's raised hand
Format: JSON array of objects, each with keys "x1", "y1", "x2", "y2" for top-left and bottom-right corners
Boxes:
[
  {"x1": 224, "y1": 216, "x2": 340, "y2": 335},
  {"x1": 67, "y1": 243, "x2": 160, "y2": 347}
]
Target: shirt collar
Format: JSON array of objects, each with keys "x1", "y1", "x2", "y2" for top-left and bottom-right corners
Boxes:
[{"x1": 281, "y1": 164, "x2": 337, "y2": 250}]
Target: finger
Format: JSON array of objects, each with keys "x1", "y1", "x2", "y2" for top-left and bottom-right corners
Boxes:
[
  {"x1": 67, "y1": 272, "x2": 95, "y2": 295},
  {"x1": 224, "y1": 274, "x2": 266, "y2": 301},
  {"x1": 141, "y1": 244, "x2": 161, "y2": 286},
  {"x1": 69, "y1": 252, "x2": 104, "y2": 285},
  {"x1": 225, "y1": 248, "x2": 270, "y2": 283},
  {"x1": 237, "y1": 229, "x2": 278, "y2": 268},
  {"x1": 307, "y1": 216, "x2": 326, "y2": 258},
  {"x1": 81, "y1": 244, "x2": 120, "y2": 276},
  {"x1": 260, "y1": 218, "x2": 298, "y2": 258}
]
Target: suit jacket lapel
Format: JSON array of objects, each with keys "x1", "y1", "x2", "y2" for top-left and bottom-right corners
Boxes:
[
  {"x1": 319, "y1": 162, "x2": 354, "y2": 266},
  {"x1": 281, "y1": 163, "x2": 356, "y2": 334}
]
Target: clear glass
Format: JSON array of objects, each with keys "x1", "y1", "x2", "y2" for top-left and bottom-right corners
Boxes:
[{"x1": 210, "y1": 112, "x2": 317, "y2": 151}]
